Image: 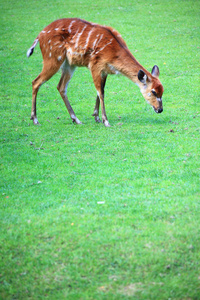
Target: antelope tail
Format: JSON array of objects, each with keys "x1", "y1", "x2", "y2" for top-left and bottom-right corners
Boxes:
[{"x1": 27, "y1": 37, "x2": 39, "y2": 58}]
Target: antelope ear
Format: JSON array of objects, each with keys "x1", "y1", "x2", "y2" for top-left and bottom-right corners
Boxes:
[
  {"x1": 138, "y1": 69, "x2": 147, "y2": 84},
  {"x1": 151, "y1": 65, "x2": 160, "y2": 78}
]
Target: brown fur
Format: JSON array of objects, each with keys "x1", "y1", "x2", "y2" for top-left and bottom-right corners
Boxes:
[{"x1": 27, "y1": 18, "x2": 164, "y2": 126}]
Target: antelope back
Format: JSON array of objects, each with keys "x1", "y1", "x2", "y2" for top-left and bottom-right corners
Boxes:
[{"x1": 37, "y1": 18, "x2": 126, "y2": 68}]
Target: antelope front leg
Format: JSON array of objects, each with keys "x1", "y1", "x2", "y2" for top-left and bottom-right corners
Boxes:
[
  {"x1": 92, "y1": 95, "x2": 101, "y2": 123},
  {"x1": 93, "y1": 75, "x2": 107, "y2": 123},
  {"x1": 95, "y1": 92, "x2": 110, "y2": 127},
  {"x1": 100, "y1": 95, "x2": 110, "y2": 127},
  {"x1": 92, "y1": 72, "x2": 110, "y2": 126}
]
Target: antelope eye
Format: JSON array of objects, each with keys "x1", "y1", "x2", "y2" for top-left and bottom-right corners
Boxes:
[{"x1": 152, "y1": 90, "x2": 157, "y2": 97}]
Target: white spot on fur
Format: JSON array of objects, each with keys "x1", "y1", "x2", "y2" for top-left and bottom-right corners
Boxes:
[
  {"x1": 49, "y1": 52, "x2": 52, "y2": 58},
  {"x1": 41, "y1": 30, "x2": 46, "y2": 33},
  {"x1": 55, "y1": 28, "x2": 59, "y2": 31},
  {"x1": 48, "y1": 40, "x2": 51, "y2": 44},
  {"x1": 47, "y1": 30, "x2": 51, "y2": 33},
  {"x1": 57, "y1": 56, "x2": 62, "y2": 61}
]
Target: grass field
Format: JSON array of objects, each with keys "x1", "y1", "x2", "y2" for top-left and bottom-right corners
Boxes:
[{"x1": 1, "y1": 0, "x2": 200, "y2": 299}]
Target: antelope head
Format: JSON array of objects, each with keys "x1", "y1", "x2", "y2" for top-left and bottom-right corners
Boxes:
[{"x1": 138, "y1": 65, "x2": 164, "y2": 113}]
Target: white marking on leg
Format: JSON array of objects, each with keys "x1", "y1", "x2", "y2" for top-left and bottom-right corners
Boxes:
[
  {"x1": 63, "y1": 65, "x2": 76, "y2": 95},
  {"x1": 71, "y1": 114, "x2": 76, "y2": 120},
  {"x1": 93, "y1": 108, "x2": 98, "y2": 115},
  {"x1": 95, "y1": 116, "x2": 101, "y2": 122},
  {"x1": 33, "y1": 117, "x2": 39, "y2": 125},
  {"x1": 104, "y1": 120, "x2": 110, "y2": 127}
]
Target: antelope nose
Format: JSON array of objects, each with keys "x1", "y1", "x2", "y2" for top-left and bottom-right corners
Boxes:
[{"x1": 158, "y1": 108, "x2": 163, "y2": 113}]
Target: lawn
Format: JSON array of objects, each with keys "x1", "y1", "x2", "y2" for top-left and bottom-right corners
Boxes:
[{"x1": 0, "y1": 0, "x2": 200, "y2": 299}]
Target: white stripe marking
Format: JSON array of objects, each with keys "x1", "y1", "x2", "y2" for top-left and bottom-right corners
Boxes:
[
  {"x1": 75, "y1": 25, "x2": 87, "y2": 49},
  {"x1": 95, "y1": 34, "x2": 104, "y2": 49},
  {"x1": 68, "y1": 20, "x2": 76, "y2": 33},
  {"x1": 92, "y1": 34, "x2": 99, "y2": 49},
  {"x1": 83, "y1": 28, "x2": 94, "y2": 50},
  {"x1": 95, "y1": 39, "x2": 113, "y2": 55}
]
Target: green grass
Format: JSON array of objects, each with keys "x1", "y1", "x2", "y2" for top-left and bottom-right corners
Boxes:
[{"x1": 0, "y1": 0, "x2": 200, "y2": 299}]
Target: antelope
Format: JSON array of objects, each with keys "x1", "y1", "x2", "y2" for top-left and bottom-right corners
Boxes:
[{"x1": 27, "y1": 18, "x2": 164, "y2": 127}]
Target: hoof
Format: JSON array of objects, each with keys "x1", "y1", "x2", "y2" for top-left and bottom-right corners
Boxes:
[
  {"x1": 72, "y1": 118, "x2": 82, "y2": 125},
  {"x1": 95, "y1": 116, "x2": 102, "y2": 123},
  {"x1": 92, "y1": 113, "x2": 102, "y2": 123},
  {"x1": 31, "y1": 116, "x2": 40, "y2": 125},
  {"x1": 104, "y1": 120, "x2": 111, "y2": 127}
]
